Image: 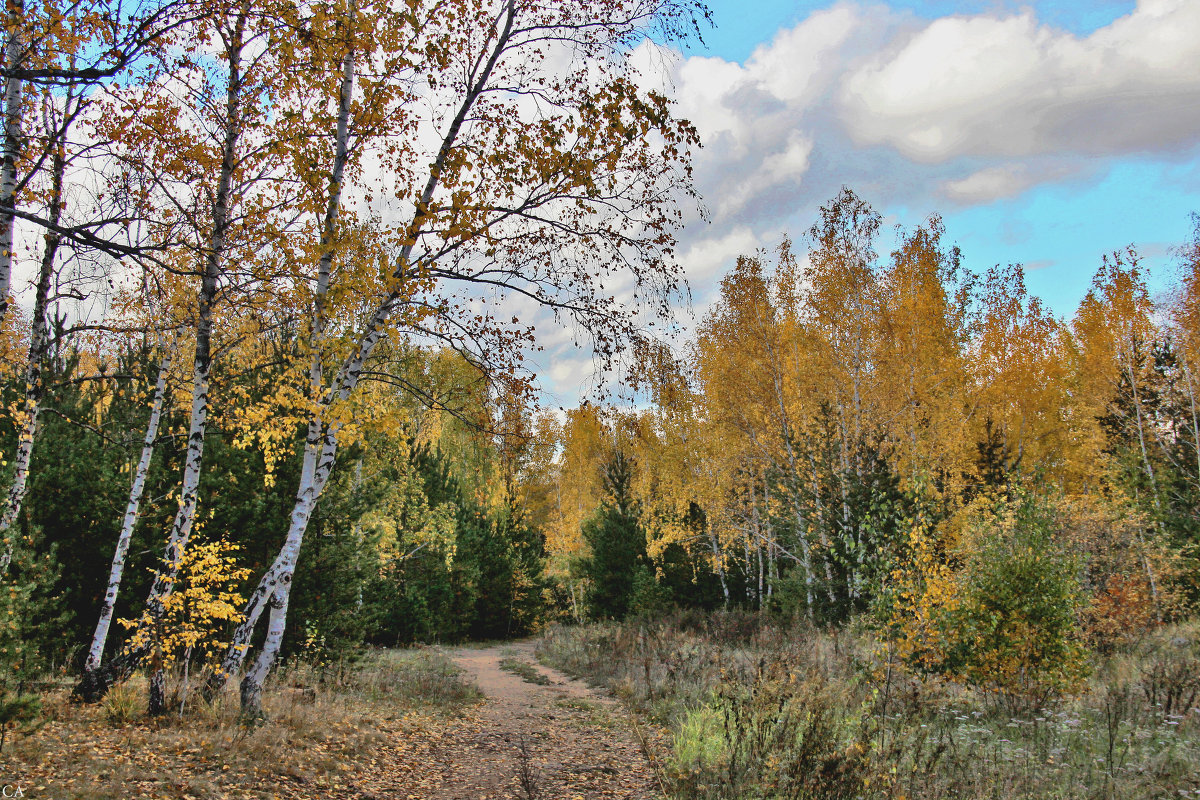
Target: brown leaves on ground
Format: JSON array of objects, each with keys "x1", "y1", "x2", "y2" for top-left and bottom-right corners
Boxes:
[
  {"x1": 0, "y1": 645, "x2": 663, "y2": 799},
  {"x1": 0, "y1": 681, "x2": 415, "y2": 799}
]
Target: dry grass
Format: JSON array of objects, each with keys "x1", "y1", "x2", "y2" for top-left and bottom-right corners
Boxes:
[
  {"x1": 539, "y1": 614, "x2": 1200, "y2": 800},
  {"x1": 0, "y1": 648, "x2": 480, "y2": 799}
]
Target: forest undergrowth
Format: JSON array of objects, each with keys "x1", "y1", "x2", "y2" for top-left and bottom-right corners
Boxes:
[{"x1": 538, "y1": 612, "x2": 1200, "y2": 800}]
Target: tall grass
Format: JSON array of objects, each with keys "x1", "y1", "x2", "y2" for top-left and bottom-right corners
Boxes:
[{"x1": 538, "y1": 613, "x2": 1200, "y2": 799}]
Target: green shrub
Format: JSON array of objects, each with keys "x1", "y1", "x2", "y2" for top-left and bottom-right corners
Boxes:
[
  {"x1": 630, "y1": 564, "x2": 672, "y2": 617},
  {"x1": 935, "y1": 492, "x2": 1090, "y2": 710},
  {"x1": 581, "y1": 451, "x2": 650, "y2": 620}
]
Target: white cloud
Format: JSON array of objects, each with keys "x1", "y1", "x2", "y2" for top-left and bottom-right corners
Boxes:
[
  {"x1": 679, "y1": 225, "x2": 761, "y2": 284},
  {"x1": 939, "y1": 162, "x2": 1081, "y2": 204},
  {"x1": 536, "y1": 0, "x2": 1200, "y2": 404},
  {"x1": 840, "y1": 0, "x2": 1200, "y2": 161},
  {"x1": 638, "y1": 4, "x2": 875, "y2": 288},
  {"x1": 644, "y1": 0, "x2": 1200, "y2": 301}
]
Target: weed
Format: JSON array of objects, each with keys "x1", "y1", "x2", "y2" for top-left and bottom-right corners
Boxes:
[
  {"x1": 3, "y1": 646, "x2": 481, "y2": 798},
  {"x1": 101, "y1": 681, "x2": 140, "y2": 725},
  {"x1": 516, "y1": 734, "x2": 541, "y2": 799}
]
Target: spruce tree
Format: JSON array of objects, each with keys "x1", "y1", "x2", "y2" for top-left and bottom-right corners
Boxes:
[{"x1": 582, "y1": 451, "x2": 647, "y2": 620}]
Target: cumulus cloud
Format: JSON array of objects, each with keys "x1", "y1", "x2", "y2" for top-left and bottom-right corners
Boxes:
[
  {"x1": 537, "y1": 0, "x2": 1200, "y2": 402},
  {"x1": 635, "y1": 5, "x2": 876, "y2": 283},
  {"x1": 635, "y1": 0, "x2": 1200, "y2": 292},
  {"x1": 840, "y1": 0, "x2": 1200, "y2": 161},
  {"x1": 678, "y1": 225, "x2": 760, "y2": 281}
]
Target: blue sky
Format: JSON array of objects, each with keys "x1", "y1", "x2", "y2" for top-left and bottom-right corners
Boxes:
[
  {"x1": 690, "y1": 1, "x2": 1141, "y2": 61},
  {"x1": 534, "y1": 0, "x2": 1200, "y2": 403},
  {"x1": 678, "y1": 0, "x2": 1198, "y2": 313}
]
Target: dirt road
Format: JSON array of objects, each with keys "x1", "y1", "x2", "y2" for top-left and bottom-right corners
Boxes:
[{"x1": 419, "y1": 640, "x2": 663, "y2": 799}]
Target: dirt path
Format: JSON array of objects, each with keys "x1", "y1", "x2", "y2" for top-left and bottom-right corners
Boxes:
[{"x1": 413, "y1": 640, "x2": 663, "y2": 800}]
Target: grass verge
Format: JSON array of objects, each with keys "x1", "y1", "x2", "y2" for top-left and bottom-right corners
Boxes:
[{"x1": 538, "y1": 612, "x2": 1200, "y2": 800}]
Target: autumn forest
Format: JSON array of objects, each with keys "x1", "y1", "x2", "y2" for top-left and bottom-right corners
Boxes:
[{"x1": 1, "y1": 0, "x2": 1199, "y2": 796}]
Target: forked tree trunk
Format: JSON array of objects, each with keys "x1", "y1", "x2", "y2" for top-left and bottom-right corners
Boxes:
[
  {"x1": 82, "y1": 351, "x2": 171, "y2": 675},
  {"x1": 74, "y1": 3, "x2": 247, "y2": 704},
  {"x1": 237, "y1": 2, "x2": 517, "y2": 719},
  {"x1": 206, "y1": 8, "x2": 358, "y2": 702},
  {"x1": 239, "y1": 435, "x2": 333, "y2": 716}
]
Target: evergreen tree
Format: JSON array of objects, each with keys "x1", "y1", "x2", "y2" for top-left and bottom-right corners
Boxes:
[
  {"x1": 582, "y1": 451, "x2": 647, "y2": 620},
  {"x1": 655, "y1": 503, "x2": 725, "y2": 611}
]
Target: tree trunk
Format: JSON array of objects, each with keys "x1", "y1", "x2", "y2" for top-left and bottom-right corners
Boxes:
[
  {"x1": 708, "y1": 529, "x2": 730, "y2": 608},
  {"x1": 239, "y1": 462, "x2": 324, "y2": 719},
  {"x1": 1122, "y1": 351, "x2": 1162, "y2": 611},
  {"x1": 0, "y1": 133, "x2": 60, "y2": 573},
  {"x1": 207, "y1": 9, "x2": 358, "y2": 701},
  {"x1": 82, "y1": 350, "x2": 170, "y2": 675},
  {"x1": 0, "y1": 0, "x2": 24, "y2": 330},
  {"x1": 236, "y1": 2, "x2": 518, "y2": 718},
  {"x1": 73, "y1": 3, "x2": 246, "y2": 702},
  {"x1": 1181, "y1": 358, "x2": 1200, "y2": 490}
]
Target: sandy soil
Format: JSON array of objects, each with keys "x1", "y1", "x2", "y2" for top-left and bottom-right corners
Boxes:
[{"x1": 414, "y1": 640, "x2": 662, "y2": 800}]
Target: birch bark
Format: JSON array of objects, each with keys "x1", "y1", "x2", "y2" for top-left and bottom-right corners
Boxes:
[
  {"x1": 238, "y1": 1, "x2": 517, "y2": 718},
  {"x1": 0, "y1": 130, "x2": 61, "y2": 573},
  {"x1": 206, "y1": 4, "x2": 358, "y2": 700},
  {"x1": 1120, "y1": 347, "x2": 1162, "y2": 610},
  {"x1": 82, "y1": 351, "x2": 171, "y2": 674},
  {"x1": 0, "y1": 0, "x2": 24, "y2": 330},
  {"x1": 73, "y1": 1, "x2": 247, "y2": 702}
]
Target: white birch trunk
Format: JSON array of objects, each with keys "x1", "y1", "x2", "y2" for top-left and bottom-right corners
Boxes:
[
  {"x1": 0, "y1": 136, "x2": 60, "y2": 573},
  {"x1": 143, "y1": 21, "x2": 240, "y2": 618},
  {"x1": 708, "y1": 529, "x2": 730, "y2": 608},
  {"x1": 1182, "y1": 358, "x2": 1200, "y2": 488},
  {"x1": 239, "y1": 443, "x2": 330, "y2": 716},
  {"x1": 74, "y1": 4, "x2": 246, "y2": 703},
  {"x1": 209, "y1": 422, "x2": 322, "y2": 697},
  {"x1": 1121, "y1": 350, "x2": 1162, "y2": 610},
  {"x1": 742, "y1": 516, "x2": 752, "y2": 605},
  {"x1": 209, "y1": 10, "x2": 358, "y2": 699},
  {"x1": 237, "y1": 2, "x2": 518, "y2": 717},
  {"x1": 0, "y1": 0, "x2": 24, "y2": 329},
  {"x1": 763, "y1": 481, "x2": 777, "y2": 601},
  {"x1": 766, "y1": 350, "x2": 817, "y2": 612},
  {"x1": 82, "y1": 352, "x2": 170, "y2": 674}
]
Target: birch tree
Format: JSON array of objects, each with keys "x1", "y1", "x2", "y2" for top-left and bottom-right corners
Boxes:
[
  {"x1": 0, "y1": 94, "x2": 67, "y2": 573},
  {"x1": 0, "y1": 0, "x2": 191, "y2": 330},
  {"x1": 73, "y1": 0, "x2": 289, "y2": 703},
  {"x1": 971, "y1": 263, "x2": 1068, "y2": 483},
  {"x1": 81, "y1": 342, "x2": 174, "y2": 675},
  {"x1": 0, "y1": 0, "x2": 25, "y2": 327},
  {"x1": 0, "y1": 3, "x2": 141, "y2": 569},
  {"x1": 221, "y1": 0, "x2": 705, "y2": 718},
  {"x1": 1168, "y1": 216, "x2": 1200, "y2": 496}
]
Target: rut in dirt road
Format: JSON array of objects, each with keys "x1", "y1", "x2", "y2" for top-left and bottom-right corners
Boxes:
[{"x1": 427, "y1": 640, "x2": 663, "y2": 800}]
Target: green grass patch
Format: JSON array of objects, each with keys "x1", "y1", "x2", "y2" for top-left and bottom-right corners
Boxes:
[{"x1": 499, "y1": 658, "x2": 555, "y2": 686}]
